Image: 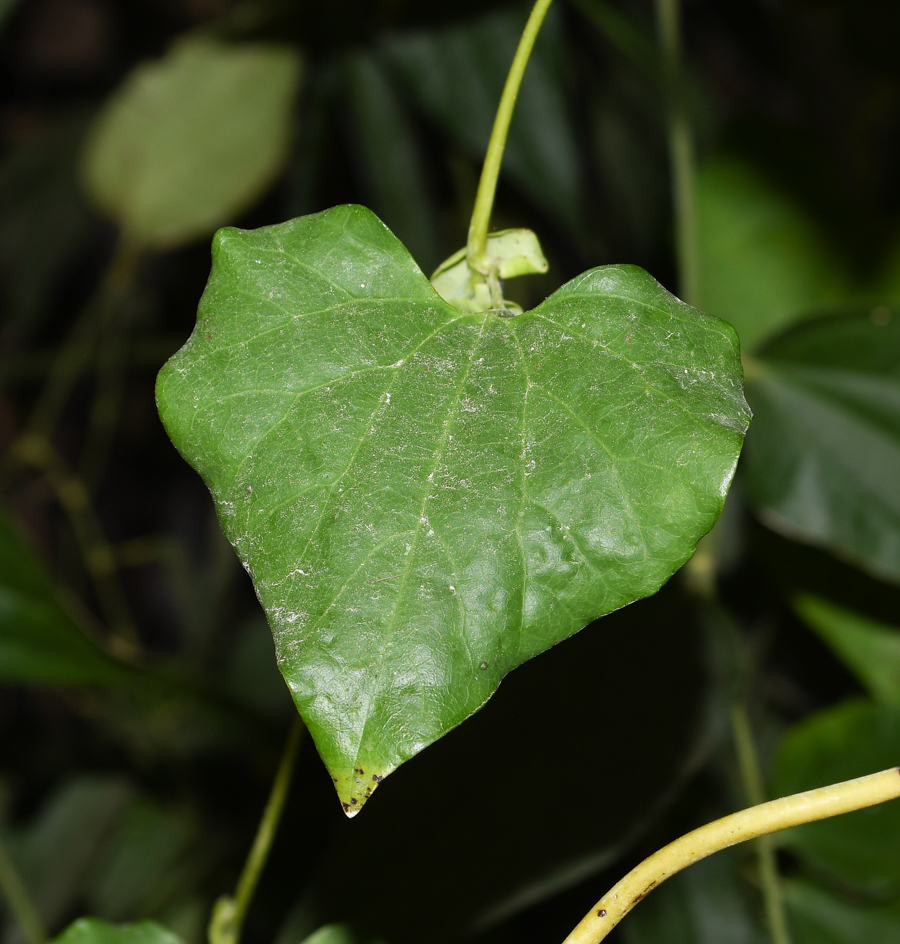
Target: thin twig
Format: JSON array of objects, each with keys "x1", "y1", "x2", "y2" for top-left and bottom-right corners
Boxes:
[
  {"x1": 208, "y1": 717, "x2": 305, "y2": 944},
  {"x1": 10, "y1": 434, "x2": 140, "y2": 653},
  {"x1": 561, "y1": 768, "x2": 900, "y2": 944},
  {"x1": 731, "y1": 706, "x2": 793, "y2": 944},
  {"x1": 655, "y1": 0, "x2": 699, "y2": 306}
]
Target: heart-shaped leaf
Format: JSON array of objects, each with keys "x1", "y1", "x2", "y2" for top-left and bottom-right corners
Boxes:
[{"x1": 156, "y1": 205, "x2": 748, "y2": 812}]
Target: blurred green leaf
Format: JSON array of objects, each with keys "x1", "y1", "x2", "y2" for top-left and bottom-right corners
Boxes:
[
  {"x1": 298, "y1": 927, "x2": 356, "y2": 944},
  {"x1": 85, "y1": 801, "x2": 196, "y2": 922},
  {"x1": 621, "y1": 851, "x2": 766, "y2": 944},
  {"x1": 341, "y1": 51, "x2": 438, "y2": 271},
  {"x1": 744, "y1": 308, "x2": 900, "y2": 584},
  {"x1": 11, "y1": 778, "x2": 133, "y2": 932},
  {"x1": 696, "y1": 158, "x2": 850, "y2": 351},
  {"x1": 795, "y1": 594, "x2": 900, "y2": 706},
  {"x1": 381, "y1": 6, "x2": 587, "y2": 238},
  {"x1": 156, "y1": 205, "x2": 748, "y2": 812},
  {"x1": 786, "y1": 879, "x2": 900, "y2": 944},
  {"x1": 81, "y1": 37, "x2": 302, "y2": 250},
  {"x1": 0, "y1": 509, "x2": 133, "y2": 687},
  {"x1": 51, "y1": 918, "x2": 183, "y2": 944},
  {"x1": 773, "y1": 699, "x2": 900, "y2": 894}
]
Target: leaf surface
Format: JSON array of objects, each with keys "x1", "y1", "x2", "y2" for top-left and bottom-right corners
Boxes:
[
  {"x1": 156, "y1": 205, "x2": 748, "y2": 812},
  {"x1": 81, "y1": 37, "x2": 302, "y2": 249},
  {"x1": 744, "y1": 308, "x2": 900, "y2": 583}
]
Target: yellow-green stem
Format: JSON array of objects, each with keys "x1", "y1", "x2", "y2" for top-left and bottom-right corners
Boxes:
[
  {"x1": 655, "y1": 0, "x2": 699, "y2": 307},
  {"x1": 731, "y1": 706, "x2": 793, "y2": 944},
  {"x1": 209, "y1": 718, "x2": 304, "y2": 944},
  {"x1": 561, "y1": 767, "x2": 900, "y2": 944},
  {"x1": 0, "y1": 835, "x2": 45, "y2": 944},
  {"x1": 466, "y1": 0, "x2": 555, "y2": 276}
]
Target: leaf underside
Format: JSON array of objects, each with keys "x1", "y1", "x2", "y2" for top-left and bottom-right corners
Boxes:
[{"x1": 156, "y1": 205, "x2": 748, "y2": 813}]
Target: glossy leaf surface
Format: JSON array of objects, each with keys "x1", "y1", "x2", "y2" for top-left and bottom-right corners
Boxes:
[
  {"x1": 52, "y1": 918, "x2": 182, "y2": 944},
  {"x1": 156, "y1": 205, "x2": 748, "y2": 811},
  {"x1": 773, "y1": 699, "x2": 900, "y2": 894},
  {"x1": 81, "y1": 37, "x2": 302, "y2": 249},
  {"x1": 696, "y1": 158, "x2": 848, "y2": 351},
  {"x1": 0, "y1": 510, "x2": 131, "y2": 687},
  {"x1": 795, "y1": 594, "x2": 900, "y2": 705},
  {"x1": 744, "y1": 309, "x2": 900, "y2": 584}
]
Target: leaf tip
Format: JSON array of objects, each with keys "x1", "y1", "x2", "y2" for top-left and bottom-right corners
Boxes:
[{"x1": 335, "y1": 767, "x2": 388, "y2": 818}]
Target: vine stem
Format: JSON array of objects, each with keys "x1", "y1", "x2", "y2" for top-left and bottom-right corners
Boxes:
[
  {"x1": 561, "y1": 768, "x2": 900, "y2": 944},
  {"x1": 655, "y1": 0, "x2": 699, "y2": 306},
  {"x1": 731, "y1": 706, "x2": 793, "y2": 944},
  {"x1": 208, "y1": 718, "x2": 304, "y2": 944},
  {"x1": 466, "y1": 0, "x2": 555, "y2": 276},
  {"x1": 0, "y1": 835, "x2": 45, "y2": 944}
]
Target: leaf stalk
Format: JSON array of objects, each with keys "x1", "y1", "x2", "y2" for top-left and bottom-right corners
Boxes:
[
  {"x1": 561, "y1": 767, "x2": 900, "y2": 944},
  {"x1": 654, "y1": 0, "x2": 699, "y2": 306},
  {"x1": 466, "y1": 0, "x2": 555, "y2": 278},
  {"x1": 731, "y1": 705, "x2": 793, "y2": 944},
  {"x1": 209, "y1": 718, "x2": 304, "y2": 944}
]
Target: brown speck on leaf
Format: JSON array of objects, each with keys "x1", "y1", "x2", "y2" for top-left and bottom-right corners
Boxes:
[
  {"x1": 480, "y1": 662, "x2": 488, "y2": 670},
  {"x1": 625, "y1": 333, "x2": 634, "y2": 343},
  {"x1": 350, "y1": 797, "x2": 357, "y2": 805},
  {"x1": 597, "y1": 910, "x2": 607, "y2": 918},
  {"x1": 372, "y1": 774, "x2": 383, "y2": 783}
]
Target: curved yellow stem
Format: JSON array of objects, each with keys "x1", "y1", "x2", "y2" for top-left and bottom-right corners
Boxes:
[{"x1": 562, "y1": 767, "x2": 900, "y2": 944}]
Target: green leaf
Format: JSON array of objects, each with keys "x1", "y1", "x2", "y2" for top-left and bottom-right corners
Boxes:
[
  {"x1": 743, "y1": 308, "x2": 900, "y2": 584},
  {"x1": 430, "y1": 228, "x2": 549, "y2": 313},
  {"x1": 785, "y1": 879, "x2": 900, "y2": 944},
  {"x1": 772, "y1": 699, "x2": 900, "y2": 894},
  {"x1": 0, "y1": 509, "x2": 132, "y2": 687},
  {"x1": 381, "y1": 7, "x2": 587, "y2": 239},
  {"x1": 794, "y1": 594, "x2": 900, "y2": 706},
  {"x1": 81, "y1": 37, "x2": 302, "y2": 250},
  {"x1": 51, "y1": 918, "x2": 183, "y2": 944},
  {"x1": 156, "y1": 205, "x2": 748, "y2": 812},
  {"x1": 696, "y1": 158, "x2": 849, "y2": 351}
]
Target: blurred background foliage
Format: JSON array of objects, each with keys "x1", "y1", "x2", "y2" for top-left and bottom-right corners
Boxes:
[{"x1": 0, "y1": 0, "x2": 899, "y2": 943}]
